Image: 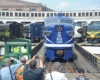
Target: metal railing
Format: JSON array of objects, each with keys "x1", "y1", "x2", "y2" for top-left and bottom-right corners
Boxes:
[
  {"x1": 31, "y1": 40, "x2": 43, "y2": 58},
  {"x1": 74, "y1": 43, "x2": 100, "y2": 72}
]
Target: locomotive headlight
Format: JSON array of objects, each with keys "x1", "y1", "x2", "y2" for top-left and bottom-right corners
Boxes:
[
  {"x1": 67, "y1": 31, "x2": 74, "y2": 36},
  {"x1": 44, "y1": 31, "x2": 51, "y2": 36}
]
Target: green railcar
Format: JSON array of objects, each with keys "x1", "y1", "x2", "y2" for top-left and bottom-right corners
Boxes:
[{"x1": 0, "y1": 38, "x2": 31, "y2": 66}]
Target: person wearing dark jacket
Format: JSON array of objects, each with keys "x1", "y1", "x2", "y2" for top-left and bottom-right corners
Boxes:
[{"x1": 23, "y1": 55, "x2": 43, "y2": 80}]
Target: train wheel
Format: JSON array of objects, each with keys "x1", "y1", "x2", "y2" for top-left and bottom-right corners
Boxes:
[
  {"x1": 68, "y1": 58, "x2": 73, "y2": 62},
  {"x1": 45, "y1": 57, "x2": 50, "y2": 62}
]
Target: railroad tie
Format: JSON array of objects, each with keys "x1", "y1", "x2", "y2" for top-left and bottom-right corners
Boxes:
[{"x1": 66, "y1": 61, "x2": 75, "y2": 73}]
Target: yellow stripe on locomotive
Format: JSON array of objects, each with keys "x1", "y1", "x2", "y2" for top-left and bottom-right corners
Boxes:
[{"x1": 87, "y1": 31, "x2": 100, "y2": 38}]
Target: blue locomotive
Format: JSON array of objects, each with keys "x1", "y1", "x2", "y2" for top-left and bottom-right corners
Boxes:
[
  {"x1": 24, "y1": 22, "x2": 43, "y2": 42},
  {"x1": 44, "y1": 13, "x2": 74, "y2": 61}
]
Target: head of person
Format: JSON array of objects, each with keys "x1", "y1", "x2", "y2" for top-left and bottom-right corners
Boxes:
[
  {"x1": 4, "y1": 58, "x2": 12, "y2": 67},
  {"x1": 20, "y1": 57, "x2": 27, "y2": 65},
  {"x1": 77, "y1": 68, "x2": 84, "y2": 74},
  {"x1": 77, "y1": 68, "x2": 86, "y2": 77},
  {"x1": 29, "y1": 60, "x2": 37, "y2": 70},
  {"x1": 52, "y1": 62, "x2": 61, "y2": 72}
]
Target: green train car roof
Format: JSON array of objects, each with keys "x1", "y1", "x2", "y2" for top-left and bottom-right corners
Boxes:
[{"x1": 5, "y1": 38, "x2": 31, "y2": 43}]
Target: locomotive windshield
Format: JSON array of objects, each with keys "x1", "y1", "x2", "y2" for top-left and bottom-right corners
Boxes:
[
  {"x1": 90, "y1": 21, "x2": 100, "y2": 24},
  {"x1": 87, "y1": 25, "x2": 100, "y2": 31},
  {"x1": 45, "y1": 18, "x2": 58, "y2": 25},
  {"x1": 75, "y1": 23, "x2": 82, "y2": 27},
  {"x1": 60, "y1": 19, "x2": 73, "y2": 24}
]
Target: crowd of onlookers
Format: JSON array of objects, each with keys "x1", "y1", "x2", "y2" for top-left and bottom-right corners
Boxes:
[{"x1": 0, "y1": 55, "x2": 89, "y2": 80}]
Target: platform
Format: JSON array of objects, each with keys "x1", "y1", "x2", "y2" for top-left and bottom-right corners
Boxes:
[{"x1": 35, "y1": 45, "x2": 100, "y2": 80}]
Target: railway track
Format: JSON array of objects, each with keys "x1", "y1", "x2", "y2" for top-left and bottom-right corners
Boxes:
[{"x1": 43, "y1": 58, "x2": 78, "y2": 73}]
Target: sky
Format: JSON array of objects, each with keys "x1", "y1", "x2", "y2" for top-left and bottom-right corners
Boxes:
[{"x1": 21, "y1": 0, "x2": 100, "y2": 11}]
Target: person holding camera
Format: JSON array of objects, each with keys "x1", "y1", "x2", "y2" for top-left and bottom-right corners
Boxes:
[
  {"x1": 73, "y1": 68, "x2": 89, "y2": 80},
  {"x1": 16, "y1": 57, "x2": 27, "y2": 80},
  {"x1": 23, "y1": 55, "x2": 44, "y2": 80},
  {"x1": 0, "y1": 57, "x2": 22, "y2": 80}
]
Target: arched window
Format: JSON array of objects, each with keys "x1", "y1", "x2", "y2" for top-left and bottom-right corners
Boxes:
[
  {"x1": 42, "y1": 13, "x2": 45, "y2": 17},
  {"x1": 78, "y1": 13, "x2": 81, "y2": 17},
  {"x1": 26, "y1": 13, "x2": 29, "y2": 17},
  {"x1": 90, "y1": 12, "x2": 92, "y2": 16},
  {"x1": 15, "y1": 13, "x2": 18, "y2": 17},
  {"x1": 66, "y1": 13, "x2": 69, "y2": 16},
  {"x1": 35, "y1": 13, "x2": 37, "y2": 17},
  {"x1": 31, "y1": 13, "x2": 34, "y2": 17},
  {"x1": 19, "y1": 13, "x2": 21, "y2": 17},
  {"x1": 86, "y1": 12, "x2": 88, "y2": 16},
  {"x1": 95, "y1": 12, "x2": 97, "y2": 16},
  {"x1": 82, "y1": 13, "x2": 85, "y2": 16},
  {"x1": 23, "y1": 13, "x2": 25, "y2": 17},
  {"x1": 73, "y1": 13, "x2": 76, "y2": 17},
  {"x1": 70, "y1": 13, "x2": 72, "y2": 16},
  {"x1": 10, "y1": 12, "x2": 13, "y2": 16},
  {"x1": 6, "y1": 12, "x2": 9, "y2": 16},
  {"x1": 2, "y1": 12, "x2": 5, "y2": 16},
  {"x1": 38, "y1": 13, "x2": 41, "y2": 17},
  {"x1": 50, "y1": 13, "x2": 53, "y2": 17},
  {"x1": 47, "y1": 13, "x2": 49, "y2": 17}
]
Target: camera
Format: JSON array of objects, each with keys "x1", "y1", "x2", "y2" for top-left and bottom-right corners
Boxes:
[
  {"x1": 11, "y1": 60, "x2": 14, "y2": 64},
  {"x1": 35, "y1": 55, "x2": 39, "y2": 59}
]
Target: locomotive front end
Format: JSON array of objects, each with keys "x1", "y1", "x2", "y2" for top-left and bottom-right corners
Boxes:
[
  {"x1": 87, "y1": 24, "x2": 100, "y2": 43},
  {"x1": 44, "y1": 14, "x2": 74, "y2": 61}
]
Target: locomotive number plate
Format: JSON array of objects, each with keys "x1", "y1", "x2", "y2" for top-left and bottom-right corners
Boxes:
[{"x1": 56, "y1": 37, "x2": 62, "y2": 43}]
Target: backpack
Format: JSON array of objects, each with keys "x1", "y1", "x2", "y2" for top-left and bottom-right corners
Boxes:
[
  {"x1": 76, "y1": 77, "x2": 89, "y2": 80},
  {"x1": 16, "y1": 65, "x2": 24, "y2": 80}
]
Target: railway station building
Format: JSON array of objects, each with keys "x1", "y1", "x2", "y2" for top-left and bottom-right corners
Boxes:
[{"x1": 0, "y1": 0, "x2": 54, "y2": 11}]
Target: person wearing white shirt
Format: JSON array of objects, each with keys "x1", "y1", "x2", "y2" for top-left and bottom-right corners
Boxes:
[{"x1": 45, "y1": 62, "x2": 67, "y2": 80}]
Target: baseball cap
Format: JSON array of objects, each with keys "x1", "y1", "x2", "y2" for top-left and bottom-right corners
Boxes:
[{"x1": 77, "y1": 68, "x2": 84, "y2": 74}]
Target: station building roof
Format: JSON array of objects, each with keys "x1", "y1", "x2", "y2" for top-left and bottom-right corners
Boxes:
[{"x1": 0, "y1": 0, "x2": 54, "y2": 11}]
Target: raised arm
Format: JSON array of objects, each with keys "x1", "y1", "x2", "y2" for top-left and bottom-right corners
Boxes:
[
  {"x1": 39, "y1": 55, "x2": 43, "y2": 68},
  {"x1": 26, "y1": 55, "x2": 36, "y2": 64},
  {"x1": 10, "y1": 57, "x2": 21, "y2": 64},
  {"x1": 10, "y1": 57, "x2": 22, "y2": 74}
]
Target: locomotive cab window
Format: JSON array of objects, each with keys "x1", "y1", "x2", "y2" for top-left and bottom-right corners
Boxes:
[
  {"x1": 7, "y1": 45, "x2": 28, "y2": 54},
  {"x1": 45, "y1": 18, "x2": 58, "y2": 26},
  {"x1": 60, "y1": 19, "x2": 73, "y2": 24}
]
